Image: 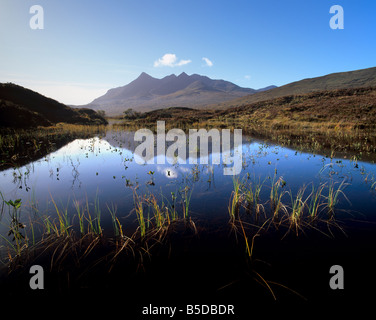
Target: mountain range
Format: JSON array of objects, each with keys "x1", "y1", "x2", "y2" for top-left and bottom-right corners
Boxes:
[
  {"x1": 2, "y1": 66, "x2": 375, "y2": 128},
  {"x1": 82, "y1": 72, "x2": 276, "y2": 115},
  {"x1": 82, "y1": 67, "x2": 376, "y2": 116}
]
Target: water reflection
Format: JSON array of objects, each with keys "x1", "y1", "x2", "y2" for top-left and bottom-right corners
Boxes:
[{"x1": 1, "y1": 129, "x2": 376, "y2": 239}]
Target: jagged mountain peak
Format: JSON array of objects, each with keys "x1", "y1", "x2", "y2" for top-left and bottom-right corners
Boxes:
[
  {"x1": 137, "y1": 72, "x2": 154, "y2": 79},
  {"x1": 85, "y1": 73, "x2": 272, "y2": 115}
]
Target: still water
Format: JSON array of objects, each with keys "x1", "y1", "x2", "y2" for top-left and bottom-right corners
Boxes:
[{"x1": 1, "y1": 130, "x2": 376, "y2": 239}]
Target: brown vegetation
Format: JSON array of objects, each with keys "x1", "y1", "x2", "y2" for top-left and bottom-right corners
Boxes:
[{"x1": 120, "y1": 86, "x2": 376, "y2": 156}]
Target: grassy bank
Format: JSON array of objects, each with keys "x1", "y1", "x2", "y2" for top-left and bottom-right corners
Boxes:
[{"x1": 118, "y1": 86, "x2": 376, "y2": 158}]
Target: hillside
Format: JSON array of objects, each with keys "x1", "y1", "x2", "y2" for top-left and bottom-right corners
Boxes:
[
  {"x1": 122, "y1": 86, "x2": 376, "y2": 155},
  {"x1": 0, "y1": 83, "x2": 107, "y2": 128},
  {"x1": 123, "y1": 86, "x2": 376, "y2": 127},
  {"x1": 211, "y1": 66, "x2": 376, "y2": 109},
  {"x1": 83, "y1": 72, "x2": 276, "y2": 115},
  {"x1": 219, "y1": 86, "x2": 376, "y2": 128}
]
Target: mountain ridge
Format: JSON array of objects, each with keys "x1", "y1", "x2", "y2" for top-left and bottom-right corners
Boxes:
[
  {"x1": 83, "y1": 72, "x2": 276, "y2": 115},
  {"x1": 82, "y1": 66, "x2": 376, "y2": 116},
  {"x1": 210, "y1": 66, "x2": 376, "y2": 109}
]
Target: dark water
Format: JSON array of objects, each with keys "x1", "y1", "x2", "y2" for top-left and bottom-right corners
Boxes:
[
  {"x1": 1, "y1": 129, "x2": 376, "y2": 311},
  {"x1": 1, "y1": 130, "x2": 376, "y2": 231}
]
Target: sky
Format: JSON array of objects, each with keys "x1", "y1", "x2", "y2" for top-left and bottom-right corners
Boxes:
[{"x1": 0, "y1": 0, "x2": 375, "y2": 105}]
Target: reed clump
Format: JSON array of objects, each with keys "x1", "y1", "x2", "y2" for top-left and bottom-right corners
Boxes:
[
  {"x1": 0, "y1": 186, "x2": 198, "y2": 279},
  {"x1": 227, "y1": 173, "x2": 351, "y2": 253}
]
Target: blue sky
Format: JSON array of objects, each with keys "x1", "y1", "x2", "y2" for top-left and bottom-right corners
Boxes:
[{"x1": 0, "y1": 0, "x2": 375, "y2": 104}]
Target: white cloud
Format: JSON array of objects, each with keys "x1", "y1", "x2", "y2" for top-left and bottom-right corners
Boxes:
[
  {"x1": 176, "y1": 59, "x2": 192, "y2": 66},
  {"x1": 154, "y1": 53, "x2": 191, "y2": 67},
  {"x1": 202, "y1": 57, "x2": 213, "y2": 67},
  {"x1": 244, "y1": 75, "x2": 251, "y2": 80}
]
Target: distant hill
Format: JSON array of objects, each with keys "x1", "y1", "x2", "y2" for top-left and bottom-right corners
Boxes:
[
  {"x1": 128, "y1": 86, "x2": 376, "y2": 155},
  {"x1": 82, "y1": 72, "x2": 276, "y2": 115},
  {"x1": 0, "y1": 83, "x2": 107, "y2": 128},
  {"x1": 128, "y1": 87, "x2": 376, "y2": 146},
  {"x1": 212, "y1": 66, "x2": 376, "y2": 109},
  {"x1": 219, "y1": 86, "x2": 376, "y2": 127}
]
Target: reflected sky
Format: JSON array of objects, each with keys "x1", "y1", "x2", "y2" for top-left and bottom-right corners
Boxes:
[{"x1": 1, "y1": 130, "x2": 376, "y2": 238}]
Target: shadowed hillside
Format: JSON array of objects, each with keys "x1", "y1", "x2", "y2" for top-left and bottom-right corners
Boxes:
[{"x1": 0, "y1": 83, "x2": 107, "y2": 128}]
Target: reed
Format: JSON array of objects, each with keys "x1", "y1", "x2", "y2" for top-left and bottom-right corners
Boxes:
[
  {"x1": 163, "y1": 191, "x2": 177, "y2": 221},
  {"x1": 107, "y1": 202, "x2": 123, "y2": 238},
  {"x1": 269, "y1": 175, "x2": 288, "y2": 220},
  {"x1": 241, "y1": 177, "x2": 265, "y2": 217},
  {"x1": 237, "y1": 215, "x2": 251, "y2": 258},
  {"x1": 146, "y1": 194, "x2": 165, "y2": 228},
  {"x1": 289, "y1": 187, "x2": 307, "y2": 233},
  {"x1": 181, "y1": 186, "x2": 192, "y2": 219},
  {"x1": 133, "y1": 191, "x2": 146, "y2": 238},
  {"x1": 307, "y1": 184, "x2": 325, "y2": 219},
  {"x1": 50, "y1": 194, "x2": 70, "y2": 236},
  {"x1": 228, "y1": 178, "x2": 242, "y2": 221},
  {"x1": 93, "y1": 190, "x2": 102, "y2": 235},
  {"x1": 73, "y1": 199, "x2": 85, "y2": 235},
  {"x1": 71, "y1": 191, "x2": 103, "y2": 237},
  {"x1": 325, "y1": 180, "x2": 349, "y2": 216},
  {"x1": 0, "y1": 191, "x2": 5, "y2": 217}
]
